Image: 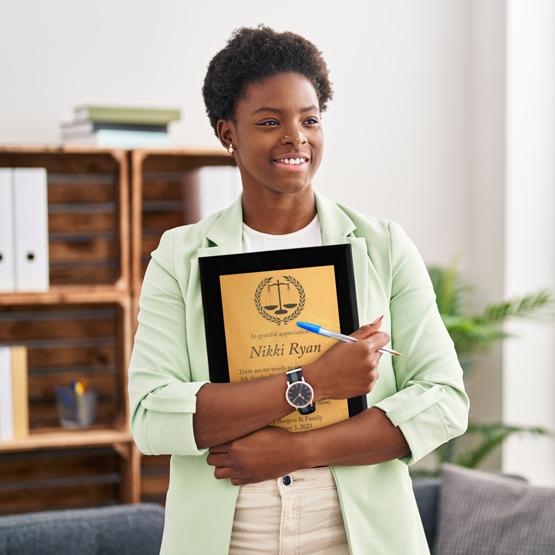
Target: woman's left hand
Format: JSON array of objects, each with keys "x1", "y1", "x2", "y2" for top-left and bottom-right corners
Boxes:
[{"x1": 207, "y1": 426, "x2": 304, "y2": 486}]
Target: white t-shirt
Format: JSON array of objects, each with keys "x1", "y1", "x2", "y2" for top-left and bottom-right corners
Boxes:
[{"x1": 242, "y1": 214, "x2": 322, "y2": 252}]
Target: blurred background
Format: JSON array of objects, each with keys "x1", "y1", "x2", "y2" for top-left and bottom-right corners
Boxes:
[{"x1": 0, "y1": 0, "x2": 553, "y2": 519}]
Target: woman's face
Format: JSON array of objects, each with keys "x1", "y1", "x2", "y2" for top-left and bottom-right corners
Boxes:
[{"x1": 218, "y1": 72, "x2": 324, "y2": 197}]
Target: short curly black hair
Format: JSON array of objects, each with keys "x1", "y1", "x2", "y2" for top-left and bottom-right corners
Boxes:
[{"x1": 202, "y1": 25, "x2": 333, "y2": 136}]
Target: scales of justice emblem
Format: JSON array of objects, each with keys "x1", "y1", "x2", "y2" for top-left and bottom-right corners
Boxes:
[{"x1": 254, "y1": 275, "x2": 306, "y2": 325}]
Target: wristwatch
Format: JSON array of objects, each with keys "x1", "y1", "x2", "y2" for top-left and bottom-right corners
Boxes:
[{"x1": 285, "y1": 368, "x2": 316, "y2": 415}]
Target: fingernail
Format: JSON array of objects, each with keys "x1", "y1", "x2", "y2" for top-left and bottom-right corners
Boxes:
[{"x1": 371, "y1": 315, "x2": 384, "y2": 325}]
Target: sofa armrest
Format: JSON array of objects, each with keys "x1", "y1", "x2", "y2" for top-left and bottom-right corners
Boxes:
[{"x1": 0, "y1": 503, "x2": 164, "y2": 555}]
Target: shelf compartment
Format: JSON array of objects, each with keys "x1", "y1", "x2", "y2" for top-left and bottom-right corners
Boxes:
[
  {"x1": 0, "y1": 299, "x2": 131, "y2": 433},
  {"x1": 130, "y1": 148, "x2": 236, "y2": 306},
  {"x1": 0, "y1": 146, "x2": 129, "y2": 290},
  {"x1": 0, "y1": 446, "x2": 125, "y2": 515}
]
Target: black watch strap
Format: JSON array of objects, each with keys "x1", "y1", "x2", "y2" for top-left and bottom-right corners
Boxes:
[
  {"x1": 286, "y1": 368, "x2": 303, "y2": 384},
  {"x1": 286, "y1": 368, "x2": 316, "y2": 415}
]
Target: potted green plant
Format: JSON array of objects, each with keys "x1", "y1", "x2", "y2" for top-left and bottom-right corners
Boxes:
[{"x1": 417, "y1": 257, "x2": 555, "y2": 475}]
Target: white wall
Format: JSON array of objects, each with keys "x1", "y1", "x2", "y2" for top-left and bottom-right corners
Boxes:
[
  {"x1": 503, "y1": 0, "x2": 555, "y2": 486},
  {"x1": 464, "y1": 0, "x2": 555, "y2": 484},
  {"x1": 463, "y1": 0, "x2": 507, "y2": 472},
  {"x1": 0, "y1": 0, "x2": 471, "y2": 266}
]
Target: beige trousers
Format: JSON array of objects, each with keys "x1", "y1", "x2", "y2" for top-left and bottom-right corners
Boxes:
[{"x1": 229, "y1": 466, "x2": 350, "y2": 555}]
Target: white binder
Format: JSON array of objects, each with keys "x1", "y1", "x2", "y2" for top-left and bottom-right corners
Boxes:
[
  {"x1": 198, "y1": 166, "x2": 242, "y2": 219},
  {"x1": 0, "y1": 347, "x2": 13, "y2": 442},
  {"x1": 13, "y1": 168, "x2": 49, "y2": 291},
  {"x1": 0, "y1": 169, "x2": 15, "y2": 292}
]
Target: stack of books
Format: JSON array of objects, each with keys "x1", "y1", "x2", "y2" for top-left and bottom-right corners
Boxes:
[
  {"x1": 61, "y1": 105, "x2": 181, "y2": 147},
  {"x1": 0, "y1": 346, "x2": 28, "y2": 443}
]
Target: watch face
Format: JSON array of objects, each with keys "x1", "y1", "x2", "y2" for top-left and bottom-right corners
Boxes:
[{"x1": 286, "y1": 381, "x2": 314, "y2": 408}]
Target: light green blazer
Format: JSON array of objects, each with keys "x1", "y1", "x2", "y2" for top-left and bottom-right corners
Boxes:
[{"x1": 128, "y1": 189, "x2": 469, "y2": 554}]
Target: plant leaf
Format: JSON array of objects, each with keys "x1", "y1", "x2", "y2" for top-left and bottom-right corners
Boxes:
[
  {"x1": 478, "y1": 289, "x2": 555, "y2": 324},
  {"x1": 428, "y1": 255, "x2": 472, "y2": 316},
  {"x1": 453, "y1": 423, "x2": 552, "y2": 468}
]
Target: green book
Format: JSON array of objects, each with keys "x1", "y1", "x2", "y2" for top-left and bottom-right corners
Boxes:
[{"x1": 74, "y1": 105, "x2": 181, "y2": 125}]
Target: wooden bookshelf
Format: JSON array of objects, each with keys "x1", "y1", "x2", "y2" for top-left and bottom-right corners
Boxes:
[
  {"x1": 0, "y1": 145, "x2": 137, "y2": 514},
  {"x1": 0, "y1": 144, "x2": 234, "y2": 515}
]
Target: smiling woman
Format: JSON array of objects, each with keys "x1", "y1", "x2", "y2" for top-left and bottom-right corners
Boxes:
[
  {"x1": 202, "y1": 26, "x2": 331, "y2": 234},
  {"x1": 222, "y1": 72, "x2": 322, "y2": 205},
  {"x1": 127, "y1": 24, "x2": 469, "y2": 555}
]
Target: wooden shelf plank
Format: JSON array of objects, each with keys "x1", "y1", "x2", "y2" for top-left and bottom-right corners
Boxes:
[
  {"x1": 133, "y1": 146, "x2": 230, "y2": 157},
  {"x1": 0, "y1": 427, "x2": 132, "y2": 453},
  {"x1": 0, "y1": 144, "x2": 227, "y2": 157},
  {"x1": 0, "y1": 286, "x2": 129, "y2": 306},
  {"x1": 0, "y1": 144, "x2": 126, "y2": 155}
]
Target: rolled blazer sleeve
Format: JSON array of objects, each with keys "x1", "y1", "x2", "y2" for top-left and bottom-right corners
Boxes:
[
  {"x1": 374, "y1": 220, "x2": 470, "y2": 465},
  {"x1": 128, "y1": 230, "x2": 209, "y2": 456}
]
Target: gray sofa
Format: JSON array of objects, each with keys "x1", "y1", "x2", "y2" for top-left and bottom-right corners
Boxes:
[
  {"x1": 0, "y1": 503, "x2": 165, "y2": 555},
  {"x1": 0, "y1": 483, "x2": 440, "y2": 554},
  {"x1": 4, "y1": 466, "x2": 550, "y2": 554}
]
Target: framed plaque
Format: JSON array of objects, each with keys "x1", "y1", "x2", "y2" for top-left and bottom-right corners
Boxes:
[{"x1": 199, "y1": 244, "x2": 367, "y2": 433}]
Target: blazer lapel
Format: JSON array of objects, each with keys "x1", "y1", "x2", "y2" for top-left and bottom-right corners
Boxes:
[
  {"x1": 185, "y1": 195, "x2": 244, "y2": 380},
  {"x1": 196, "y1": 194, "x2": 245, "y2": 258}
]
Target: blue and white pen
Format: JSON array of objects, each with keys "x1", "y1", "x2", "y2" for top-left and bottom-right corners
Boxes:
[{"x1": 296, "y1": 321, "x2": 401, "y2": 356}]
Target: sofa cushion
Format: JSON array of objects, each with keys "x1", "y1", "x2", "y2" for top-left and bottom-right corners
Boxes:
[
  {"x1": 435, "y1": 463, "x2": 555, "y2": 555},
  {"x1": 0, "y1": 503, "x2": 164, "y2": 555}
]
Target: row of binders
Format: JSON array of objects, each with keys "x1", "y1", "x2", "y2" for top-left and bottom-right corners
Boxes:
[
  {"x1": 0, "y1": 168, "x2": 49, "y2": 292},
  {"x1": 0, "y1": 346, "x2": 29, "y2": 443}
]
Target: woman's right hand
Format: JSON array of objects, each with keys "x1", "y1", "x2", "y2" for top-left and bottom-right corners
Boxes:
[{"x1": 303, "y1": 320, "x2": 390, "y2": 402}]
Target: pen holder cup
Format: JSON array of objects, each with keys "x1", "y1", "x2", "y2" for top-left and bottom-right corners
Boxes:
[{"x1": 55, "y1": 386, "x2": 97, "y2": 428}]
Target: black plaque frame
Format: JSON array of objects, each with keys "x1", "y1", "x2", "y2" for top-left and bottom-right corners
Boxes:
[{"x1": 199, "y1": 244, "x2": 367, "y2": 416}]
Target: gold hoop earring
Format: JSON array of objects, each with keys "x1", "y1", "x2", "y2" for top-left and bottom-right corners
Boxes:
[{"x1": 228, "y1": 144, "x2": 234, "y2": 154}]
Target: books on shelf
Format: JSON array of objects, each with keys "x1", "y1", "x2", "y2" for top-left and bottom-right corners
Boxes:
[
  {"x1": 62, "y1": 129, "x2": 171, "y2": 148},
  {"x1": 74, "y1": 105, "x2": 181, "y2": 126},
  {"x1": 0, "y1": 346, "x2": 29, "y2": 443},
  {"x1": 61, "y1": 121, "x2": 168, "y2": 135},
  {"x1": 0, "y1": 168, "x2": 49, "y2": 292},
  {"x1": 61, "y1": 104, "x2": 181, "y2": 147}
]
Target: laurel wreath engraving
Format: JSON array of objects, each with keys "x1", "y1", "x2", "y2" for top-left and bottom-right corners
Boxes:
[{"x1": 254, "y1": 275, "x2": 306, "y2": 325}]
